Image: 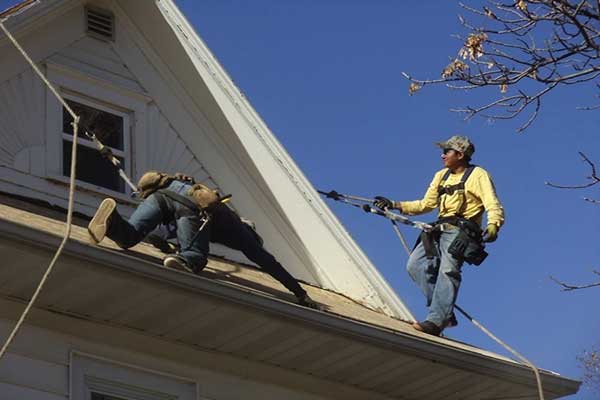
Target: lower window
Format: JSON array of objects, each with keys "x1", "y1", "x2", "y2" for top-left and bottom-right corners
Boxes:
[
  {"x1": 91, "y1": 394, "x2": 127, "y2": 400},
  {"x1": 71, "y1": 352, "x2": 196, "y2": 400}
]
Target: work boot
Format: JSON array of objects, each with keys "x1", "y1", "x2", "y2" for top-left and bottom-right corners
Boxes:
[
  {"x1": 163, "y1": 255, "x2": 194, "y2": 274},
  {"x1": 146, "y1": 234, "x2": 179, "y2": 254},
  {"x1": 412, "y1": 320, "x2": 442, "y2": 336},
  {"x1": 296, "y1": 293, "x2": 323, "y2": 311},
  {"x1": 88, "y1": 198, "x2": 117, "y2": 244},
  {"x1": 443, "y1": 312, "x2": 458, "y2": 329}
]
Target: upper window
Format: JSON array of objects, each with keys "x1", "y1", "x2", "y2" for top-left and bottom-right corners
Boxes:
[{"x1": 62, "y1": 98, "x2": 129, "y2": 193}]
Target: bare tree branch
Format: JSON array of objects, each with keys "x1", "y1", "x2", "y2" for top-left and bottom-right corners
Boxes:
[
  {"x1": 550, "y1": 270, "x2": 600, "y2": 291},
  {"x1": 406, "y1": 0, "x2": 600, "y2": 131},
  {"x1": 546, "y1": 152, "x2": 600, "y2": 188}
]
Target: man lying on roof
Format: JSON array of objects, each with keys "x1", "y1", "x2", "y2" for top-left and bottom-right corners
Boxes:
[{"x1": 87, "y1": 171, "x2": 321, "y2": 310}]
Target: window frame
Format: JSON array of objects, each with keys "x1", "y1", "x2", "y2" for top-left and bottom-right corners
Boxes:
[
  {"x1": 69, "y1": 351, "x2": 197, "y2": 400},
  {"x1": 45, "y1": 62, "x2": 149, "y2": 203},
  {"x1": 61, "y1": 94, "x2": 131, "y2": 194}
]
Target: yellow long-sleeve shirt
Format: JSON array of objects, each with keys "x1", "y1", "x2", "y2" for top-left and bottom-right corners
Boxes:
[{"x1": 395, "y1": 166, "x2": 505, "y2": 228}]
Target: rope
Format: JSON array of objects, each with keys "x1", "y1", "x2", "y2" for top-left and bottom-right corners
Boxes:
[
  {"x1": 453, "y1": 305, "x2": 546, "y2": 400},
  {"x1": 0, "y1": 20, "x2": 81, "y2": 361},
  {"x1": 1, "y1": 15, "x2": 136, "y2": 192}
]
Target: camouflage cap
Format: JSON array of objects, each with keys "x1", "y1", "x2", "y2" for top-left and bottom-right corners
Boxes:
[{"x1": 435, "y1": 135, "x2": 475, "y2": 157}]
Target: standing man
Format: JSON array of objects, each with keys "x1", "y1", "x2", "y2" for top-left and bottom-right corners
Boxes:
[
  {"x1": 87, "y1": 171, "x2": 321, "y2": 310},
  {"x1": 374, "y1": 136, "x2": 504, "y2": 336}
]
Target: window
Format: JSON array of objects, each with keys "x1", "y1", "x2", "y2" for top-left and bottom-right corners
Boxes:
[
  {"x1": 91, "y1": 394, "x2": 127, "y2": 400},
  {"x1": 62, "y1": 98, "x2": 129, "y2": 193},
  {"x1": 70, "y1": 352, "x2": 196, "y2": 400}
]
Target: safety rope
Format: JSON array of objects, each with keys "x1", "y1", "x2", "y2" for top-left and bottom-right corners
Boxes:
[
  {"x1": 0, "y1": 19, "x2": 82, "y2": 362},
  {"x1": 320, "y1": 189, "x2": 545, "y2": 400},
  {"x1": 0, "y1": 19, "x2": 136, "y2": 361}
]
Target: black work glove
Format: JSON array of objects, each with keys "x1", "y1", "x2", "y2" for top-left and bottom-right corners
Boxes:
[{"x1": 373, "y1": 196, "x2": 394, "y2": 210}]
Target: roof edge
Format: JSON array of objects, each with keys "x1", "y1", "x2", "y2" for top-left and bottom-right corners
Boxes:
[
  {"x1": 154, "y1": 0, "x2": 414, "y2": 320},
  {"x1": 0, "y1": 215, "x2": 582, "y2": 397},
  {"x1": 0, "y1": 0, "x2": 38, "y2": 20}
]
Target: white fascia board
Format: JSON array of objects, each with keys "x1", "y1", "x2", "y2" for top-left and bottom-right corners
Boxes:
[{"x1": 150, "y1": 0, "x2": 413, "y2": 320}]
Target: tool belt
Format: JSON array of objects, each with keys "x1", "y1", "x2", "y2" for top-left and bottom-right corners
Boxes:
[{"x1": 419, "y1": 216, "x2": 488, "y2": 266}]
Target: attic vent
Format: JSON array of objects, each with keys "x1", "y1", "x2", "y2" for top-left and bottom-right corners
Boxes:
[{"x1": 85, "y1": 7, "x2": 114, "y2": 41}]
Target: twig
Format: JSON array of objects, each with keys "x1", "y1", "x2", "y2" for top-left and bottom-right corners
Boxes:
[{"x1": 550, "y1": 270, "x2": 600, "y2": 291}]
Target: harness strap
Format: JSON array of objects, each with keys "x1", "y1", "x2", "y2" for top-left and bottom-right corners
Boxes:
[
  {"x1": 419, "y1": 230, "x2": 439, "y2": 259},
  {"x1": 153, "y1": 191, "x2": 171, "y2": 221},
  {"x1": 437, "y1": 165, "x2": 476, "y2": 197},
  {"x1": 157, "y1": 189, "x2": 199, "y2": 213}
]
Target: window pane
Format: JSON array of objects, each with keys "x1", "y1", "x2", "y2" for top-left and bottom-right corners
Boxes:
[
  {"x1": 91, "y1": 393, "x2": 128, "y2": 400},
  {"x1": 63, "y1": 99, "x2": 124, "y2": 150},
  {"x1": 63, "y1": 140, "x2": 124, "y2": 193}
]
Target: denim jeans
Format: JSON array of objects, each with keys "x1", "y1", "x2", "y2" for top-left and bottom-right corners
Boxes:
[
  {"x1": 208, "y1": 204, "x2": 306, "y2": 297},
  {"x1": 107, "y1": 181, "x2": 209, "y2": 269},
  {"x1": 146, "y1": 203, "x2": 307, "y2": 298},
  {"x1": 406, "y1": 227, "x2": 463, "y2": 327}
]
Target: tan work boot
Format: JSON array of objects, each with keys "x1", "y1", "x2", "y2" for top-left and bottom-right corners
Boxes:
[{"x1": 88, "y1": 198, "x2": 117, "y2": 244}]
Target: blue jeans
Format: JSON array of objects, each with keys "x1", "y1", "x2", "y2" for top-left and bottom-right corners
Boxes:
[
  {"x1": 146, "y1": 204, "x2": 307, "y2": 298},
  {"x1": 107, "y1": 182, "x2": 208, "y2": 269},
  {"x1": 406, "y1": 227, "x2": 463, "y2": 327}
]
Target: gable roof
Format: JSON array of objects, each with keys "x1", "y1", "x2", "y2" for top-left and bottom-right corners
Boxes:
[
  {"x1": 0, "y1": 3, "x2": 582, "y2": 397},
  {"x1": 0, "y1": 0, "x2": 413, "y2": 319},
  {"x1": 119, "y1": 0, "x2": 414, "y2": 318}
]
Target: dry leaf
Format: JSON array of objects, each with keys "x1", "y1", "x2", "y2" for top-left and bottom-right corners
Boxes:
[
  {"x1": 516, "y1": 0, "x2": 527, "y2": 12},
  {"x1": 442, "y1": 59, "x2": 469, "y2": 78},
  {"x1": 408, "y1": 82, "x2": 422, "y2": 95},
  {"x1": 459, "y1": 33, "x2": 488, "y2": 61},
  {"x1": 500, "y1": 83, "x2": 508, "y2": 93}
]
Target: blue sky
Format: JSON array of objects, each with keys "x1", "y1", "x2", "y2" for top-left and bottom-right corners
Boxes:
[
  {"x1": 2, "y1": 0, "x2": 598, "y2": 398},
  {"x1": 173, "y1": 2, "x2": 598, "y2": 398}
]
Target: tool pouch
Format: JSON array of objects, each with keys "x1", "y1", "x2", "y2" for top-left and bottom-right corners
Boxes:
[
  {"x1": 187, "y1": 183, "x2": 219, "y2": 209},
  {"x1": 448, "y1": 225, "x2": 488, "y2": 266}
]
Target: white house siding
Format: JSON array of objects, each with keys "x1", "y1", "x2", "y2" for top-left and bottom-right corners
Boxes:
[
  {"x1": 0, "y1": 2, "x2": 323, "y2": 284},
  {"x1": 0, "y1": 0, "x2": 415, "y2": 317},
  {"x1": 0, "y1": 68, "x2": 46, "y2": 175},
  {"x1": 0, "y1": 4, "x2": 220, "y2": 216},
  {"x1": 0, "y1": 315, "x2": 391, "y2": 400}
]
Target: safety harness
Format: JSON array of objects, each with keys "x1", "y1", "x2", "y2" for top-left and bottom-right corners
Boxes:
[{"x1": 419, "y1": 165, "x2": 487, "y2": 265}]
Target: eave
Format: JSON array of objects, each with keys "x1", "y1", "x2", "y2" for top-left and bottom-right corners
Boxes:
[{"x1": 0, "y1": 199, "x2": 581, "y2": 400}]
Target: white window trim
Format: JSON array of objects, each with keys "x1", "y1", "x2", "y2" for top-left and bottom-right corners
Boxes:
[
  {"x1": 60, "y1": 93, "x2": 131, "y2": 194},
  {"x1": 44, "y1": 62, "x2": 149, "y2": 204},
  {"x1": 70, "y1": 351, "x2": 198, "y2": 400}
]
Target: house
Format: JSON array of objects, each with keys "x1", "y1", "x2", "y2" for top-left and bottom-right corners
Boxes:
[{"x1": 0, "y1": 0, "x2": 581, "y2": 399}]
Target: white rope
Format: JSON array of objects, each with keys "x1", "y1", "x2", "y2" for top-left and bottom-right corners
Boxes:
[
  {"x1": 0, "y1": 20, "x2": 80, "y2": 361},
  {"x1": 390, "y1": 221, "x2": 545, "y2": 400},
  {"x1": 454, "y1": 305, "x2": 546, "y2": 400}
]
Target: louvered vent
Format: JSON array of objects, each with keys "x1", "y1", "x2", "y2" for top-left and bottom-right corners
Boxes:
[{"x1": 85, "y1": 7, "x2": 114, "y2": 41}]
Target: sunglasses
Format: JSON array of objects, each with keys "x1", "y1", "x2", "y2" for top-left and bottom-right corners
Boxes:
[{"x1": 442, "y1": 148, "x2": 455, "y2": 155}]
